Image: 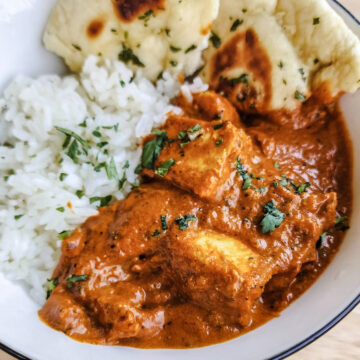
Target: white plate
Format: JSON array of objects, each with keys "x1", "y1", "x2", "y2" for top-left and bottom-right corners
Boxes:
[{"x1": 0, "y1": 1, "x2": 359, "y2": 359}]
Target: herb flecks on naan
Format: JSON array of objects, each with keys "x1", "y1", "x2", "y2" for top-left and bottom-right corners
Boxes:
[
  {"x1": 201, "y1": 0, "x2": 360, "y2": 115},
  {"x1": 44, "y1": 0, "x2": 220, "y2": 81}
]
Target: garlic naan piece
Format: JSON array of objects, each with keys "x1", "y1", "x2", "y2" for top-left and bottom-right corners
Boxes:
[
  {"x1": 44, "y1": 0, "x2": 219, "y2": 81},
  {"x1": 201, "y1": 12, "x2": 308, "y2": 114},
  {"x1": 202, "y1": 0, "x2": 360, "y2": 114},
  {"x1": 276, "y1": 0, "x2": 360, "y2": 102}
]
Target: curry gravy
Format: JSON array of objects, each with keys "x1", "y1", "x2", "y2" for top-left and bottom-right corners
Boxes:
[{"x1": 39, "y1": 93, "x2": 352, "y2": 348}]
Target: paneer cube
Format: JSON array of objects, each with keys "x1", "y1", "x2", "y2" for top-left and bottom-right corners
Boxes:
[
  {"x1": 143, "y1": 116, "x2": 254, "y2": 201},
  {"x1": 164, "y1": 230, "x2": 276, "y2": 326}
]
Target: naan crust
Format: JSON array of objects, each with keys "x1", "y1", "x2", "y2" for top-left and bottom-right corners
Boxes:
[
  {"x1": 276, "y1": 0, "x2": 360, "y2": 101},
  {"x1": 201, "y1": 0, "x2": 360, "y2": 114},
  {"x1": 44, "y1": 0, "x2": 220, "y2": 81}
]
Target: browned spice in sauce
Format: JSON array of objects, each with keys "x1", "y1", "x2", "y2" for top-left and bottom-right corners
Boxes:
[
  {"x1": 87, "y1": 19, "x2": 105, "y2": 38},
  {"x1": 39, "y1": 89, "x2": 352, "y2": 348},
  {"x1": 113, "y1": 0, "x2": 165, "y2": 22}
]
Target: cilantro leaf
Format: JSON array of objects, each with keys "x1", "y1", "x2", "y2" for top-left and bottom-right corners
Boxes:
[
  {"x1": 161, "y1": 215, "x2": 168, "y2": 231},
  {"x1": 141, "y1": 130, "x2": 168, "y2": 169},
  {"x1": 58, "y1": 230, "x2": 73, "y2": 240},
  {"x1": 155, "y1": 158, "x2": 175, "y2": 177},
  {"x1": 210, "y1": 31, "x2": 221, "y2": 48},
  {"x1": 66, "y1": 275, "x2": 88, "y2": 289},
  {"x1": 118, "y1": 43, "x2": 145, "y2": 67},
  {"x1": 175, "y1": 214, "x2": 197, "y2": 231},
  {"x1": 46, "y1": 278, "x2": 58, "y2": 299},
  {"x1": 89, "y1": 195, "x2": 113, "y2": 207},
  {"x1": 260, "y1": 201, "x2": 285, "y2": 233}
]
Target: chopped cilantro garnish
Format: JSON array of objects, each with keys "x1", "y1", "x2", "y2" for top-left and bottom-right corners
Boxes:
[
  {"x1": 138, "y1": 9, "x2": 154, "y2": 21},
  {"x1": 105, "y1": 157, "x2": 119, "y2": 181},
  {"x1": 55, "y1": 126, "x2": 90, "y2": 163},
  {"x1": 185, "y1": 44, "x2": 197, "y2": 53},
  {"x1": 295, "y1": 90, "x2": 306, "y2": 102},
  {"x1": 14, "y1": 215, "x2": 24, "y2": 220},
  {"x1": 66, "y1": 275, "x2": 88, "y2": 289},
  {"x1": 335, "y1": 216, "x2": 348, "y2": 225},
  {"x1": 228, "y1": 74, "x2": 249, "y2": 87},
  {"x1": 46, "y1": 278, "x2": 58, "y2": 299},
  {"x1": 89, "y1": 195, "x2": 113, "y2": 207},
  {"x1": 161, "y1": 215, "x2": 168, "y2": 231},
  {"x1": 170, "y1": 45, "x2": 182, "y2": 52},
  {"x1": 72, "y1": 44, "x2": 82, "y2": 51},
  {"x1": 123, "y1": 160, "x2": 130, "y2": 169},
  {"x1": 317, "y1": 232, "x2": 327, "y2": 248},
  {"x1": 55, "y1": 127, "x2": 90, "y2": 152},
  {"x1": 178, "y1": 130, "x2": 188, "y2": 140},
  {"x1": 188, "y1": 124, "x2": 201, "y2": 133},
  {"x1": 170, "y1": 60, "x2": 178, "y2": 67},
  {"x1": 278, "y1": 61, "x2": 284, "y2": 69},
  {"x1": 213, "y1": 123, "x2": 224, "y2": 130},
  {"x1": 92, "y1": 128, "x2": 102, "y2": 138},
  {"x1": 230, "y1": 19, "x2": 243, "y2": 31},
  {"x1": 295, "y1": 182, "x2": 311, "y2": 194},
  {"x1": 94, "y1": 162, "x2": 105, "y2": 172},
  {"x1": 313, "y1": 17, "x2": 320, "y2": 25},
  {"x1": 216, "y1": 139, "x2": 223, "y2": 146},
  {"x1": 261, "y1": 201, "x2": 285, "y2": 234},
  {"x1": 155, "y1": 158, "x2": 175, "y2": 177},
  {"x1": 120, "y1": 80, "x2": 126, "y2": 88},
  {"x1": 56, "y1": 207, "x2": 65, "y2": 213},
  {"x1": 96, "y1": 141, "x2": 108, "y2": 149},
  {"x1": 118, "y1": 171, "x2": 127, "y2": 190},
  {"x1": 175, "y1": 214, "x2": 197, "y2": 231},
  {"x1": 75, "y1": 190, "x2": 84, "y2": 199},
  {"x1": 236, "y1": 157, "x2": 252, "y2": 190},
  {"x1": 141, "y1": 129, "x2": 168, "y2": 170},
  {"x1": 58, "y1": 230, "x2": 73, "y2": 240},
  {"x1": 210, "y1": 31, "x2": 221, "y2": 48},
  {"x1": 242, "y1": 178, "x2": 252, "y2": 190},
  {"x1": 59, "y1": 173, "x2": 68, "y2": 181},
  {"x1": 152, "y1": 230, "x2": 162, "y2": 237},
  {"x1": 78, "y1": 119, "x2": 87, "y2": 127},
  {"x1": 118, "y1": 44, "x2": 145, "y2": 67}
]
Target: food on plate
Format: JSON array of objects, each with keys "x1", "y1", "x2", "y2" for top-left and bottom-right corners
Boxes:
[
  {"x1": 44, "y1": 0, "x2": 219, "y2": 80},
  {"x1": 201, "y1": 0, "x2": 360, "y2": 115},
  {"x1": 38, "y1": 86, "x2": 350, "y2": 347},
  {"x1": 0, "y1": 0, "x2": 358, "y2": 350}
]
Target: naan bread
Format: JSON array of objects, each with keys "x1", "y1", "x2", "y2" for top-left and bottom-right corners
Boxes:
[
  {"x1": 201, "y1": 0, "x2": 360, "y2": 114},
  {"x1": 276, "y1": 0, "x2": 360, "y2": 101},
  {"x1": 44, "y1": 0, "x2": 219, "y2": 81},
  {"x1": 201, "y1": 12, "x2": 308, "y2": 113}
]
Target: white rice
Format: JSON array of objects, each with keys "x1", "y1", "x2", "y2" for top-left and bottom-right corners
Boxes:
[{"x1": 0, "y1": 56, "x2": 208, "y2": 304}]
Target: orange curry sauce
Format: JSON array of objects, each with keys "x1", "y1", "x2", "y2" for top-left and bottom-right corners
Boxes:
[{"x1": 39, "y1": 90, "x2": 352, "y2": 348}]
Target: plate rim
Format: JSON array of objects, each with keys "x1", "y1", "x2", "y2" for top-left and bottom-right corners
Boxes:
[{"x1": 0, "y1": 0, "x2": 359, "y2": 359}]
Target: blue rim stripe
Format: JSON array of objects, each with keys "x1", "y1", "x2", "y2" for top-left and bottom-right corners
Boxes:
[
  {"x1": 332, "y1": 0, "x2": 360, "y2": 24},
  {"x1": 269, "y1": 1, "x2": 360, "y2": 358},
  {"x1": 0, "y1": 1, "x2": 359, "y2": 360},
  {"x1": 269, "y1": 294, "x2": 360, "y2": 360}
]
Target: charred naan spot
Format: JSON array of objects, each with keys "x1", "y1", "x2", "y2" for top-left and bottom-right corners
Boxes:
[
  {"x1": 87, "y1": 19, "x2": 105, "y2": 39},
  {"x1": 210, "y1": 29, "x2": 273, "y2": 114},
  {"x1": 201, "y1": 24, "x2": 212, "y2": 36},
  {"x1": 113, "y1": 0, "x2": 165, "y2": 22}
]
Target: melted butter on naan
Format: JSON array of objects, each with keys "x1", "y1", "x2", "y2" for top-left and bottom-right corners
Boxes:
[
  {"x1": 201, "y1": 0, "x2": 360, "y2": 114},
  {"x1": 44, "y1": 0, "x2": 219, "y2": 81}
]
